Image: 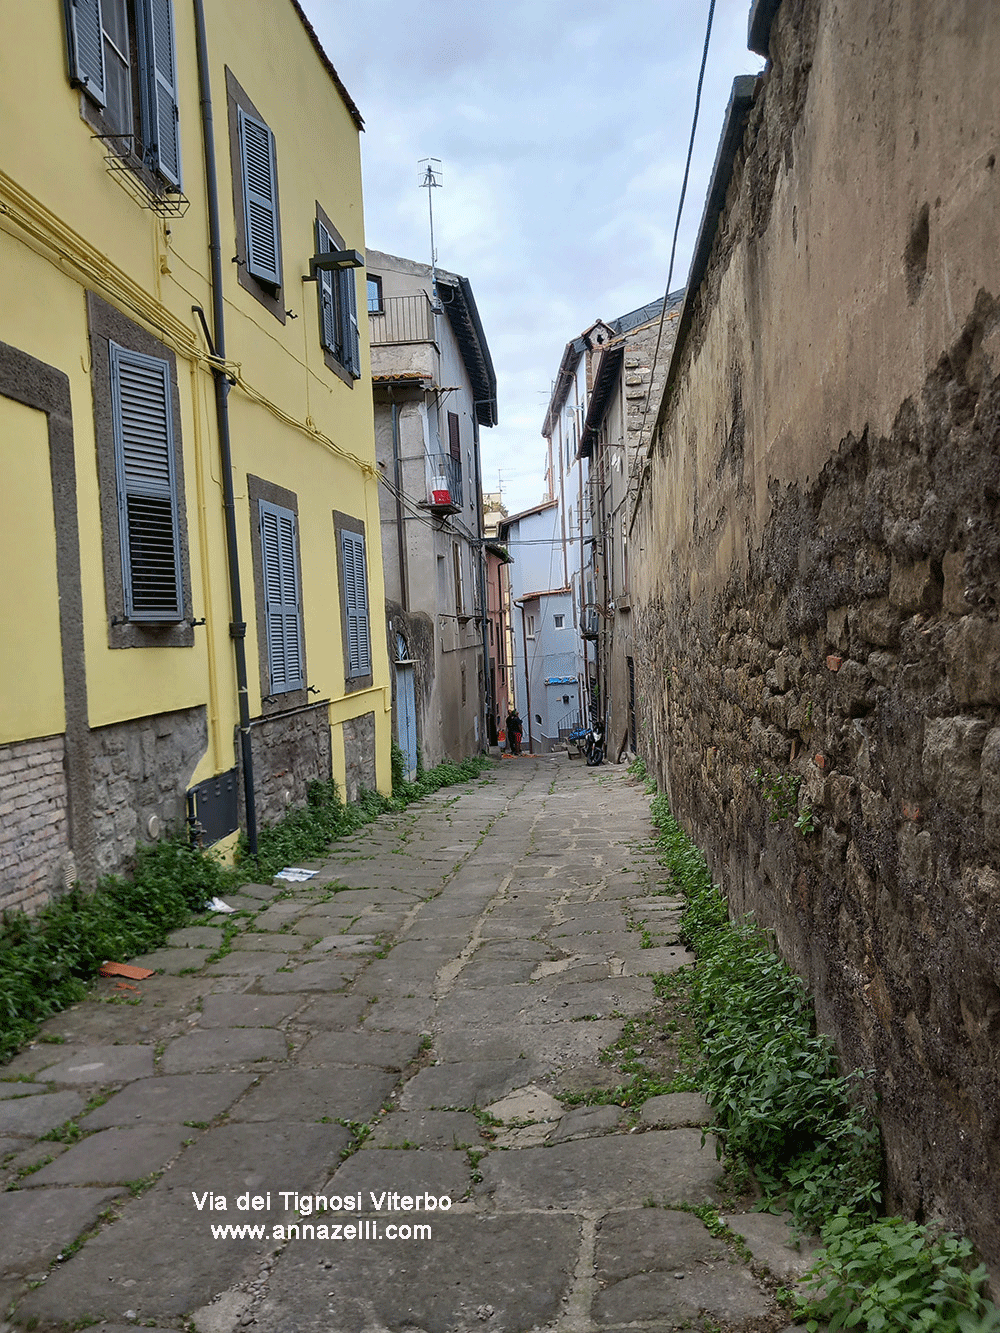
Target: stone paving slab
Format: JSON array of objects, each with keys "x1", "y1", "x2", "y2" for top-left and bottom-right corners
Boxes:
[
  {"x1": 432, "y1": 1018, "x2": 626, "y2": 1071},
  {"x1": 26, "y1": 1123, "x2": 193, "y2": 1185},
  {"x1": 323, "y1": 1145, "x2": 473, "y2": 1203},
  {"x1": 400, "y1": 1061, "x2": 542, "y2": 1111},
  {"x1": 621, "y1": 944, "x2": 697, "y2": 974},
  {"x1": 82, "y1": 1072, "x2": 257, "y2": 1129},
  {"x1": 363, "y1": 1110, "x2": 482, "y2": 1150},
  {"x1": 227, "y1": 1067, "x2": 396, "y2": 1123},
  {"x1": 166, "y1": 926, "x2": 225, "y2": 948},
  {"x1": 203, "y1": 950, "x2": 291, "y2": 975},
  {"x1": 160, "y1": 1029, "x2": 288, "y2": 1073},
  {"x1": 0, "y1": 1186, "x2": 122, "y2": 1277},
  {"x1": 131, "y1": 947, "x2": 215, "y2": 973},
  {"x1": 298, "y1": 1029, "x2": 421, "y2": 1070},
  {"x1": 477, "y1": 1130, "x2": 723, "y2": 1211},
  {"x1": 639, "y1": 1091, "x2": 715, "y2": 1127},
  {"x1": 0, "y1": 1082, "x2": 48, "y2": 1099},
  {"x1": 198, "y1": 994, "x2": 302, "y2": 1028},
  {"x1": 0, "y1": 1089, "x2": 88, "y2": 1136},
  {"x1": 256, "y1": 1213, "x2": 580, "y2": 1333},
  {"x1": 290, "y1": 994, "x2": 370, "y2": 1031},
  {"x1": 258, "y1": 959, "x2": 362, "y2": 992},
  {"x1": 36, "y1": 1044, "x2": 156, "y2": 1085}
]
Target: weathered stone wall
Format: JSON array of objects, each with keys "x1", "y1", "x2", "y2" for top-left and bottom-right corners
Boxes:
[
  {"x1": 0, "y1": 735, "x2": 69, "y2": 913},
  {"x1": 342, "y1": 711, "x2": 376, "y2": 803},
  {"x1": 246, "y1": 705, "x2": 333, "y2": 826},
  {"x1": 632, "y1": 0, "x2": 1000, "y2": 1265},
  {"x1": 90, "y1": 707, "x2": 207, "y2": 876}
]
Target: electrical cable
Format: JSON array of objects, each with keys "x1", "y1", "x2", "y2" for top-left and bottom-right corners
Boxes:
[{"x1": 631, "y1": 0, "x2": 718, "y2": 483}]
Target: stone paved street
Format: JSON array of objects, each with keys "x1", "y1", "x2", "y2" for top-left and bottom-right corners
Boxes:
[{"x1": 1, "y1": 757, "x2": 813, "y2": 1332}]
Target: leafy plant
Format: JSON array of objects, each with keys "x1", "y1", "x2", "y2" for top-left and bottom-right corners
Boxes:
[
  {"x1": 649, "y1": 794, "x2": 880, "y2": 1231},
  {"x1": 752, "y1": 768, "x2": 802, "y2": 821},
  {"x1": 797, "y1": 1211, "x2": 1000, "y2": 1332},
  {"x1": 794, "y1": 806, "x2": 818, "y2": 836}
]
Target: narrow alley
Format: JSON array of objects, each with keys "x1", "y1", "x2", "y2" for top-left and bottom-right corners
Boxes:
[{"x1": 0, "y1": 759, "x2": 811, "y2": 1332}]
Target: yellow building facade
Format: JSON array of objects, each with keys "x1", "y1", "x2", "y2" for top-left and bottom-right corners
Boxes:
[{"x1": 0, "y1": 0, "x2": 391, "y2": 913}]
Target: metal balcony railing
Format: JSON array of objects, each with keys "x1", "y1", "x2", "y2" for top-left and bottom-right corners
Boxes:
[
  {"x1": 427, "y1": 453, "x2": 463, "y2": 510},
  {"x1": 368, "y1": 293, "x2": 436, "y2": 345},
  {"x1": 581, "y1": 606, "x2": 600, "y2": 640}
]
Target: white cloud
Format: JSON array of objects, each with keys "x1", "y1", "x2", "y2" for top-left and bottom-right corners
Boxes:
[{"x1": 305, "y1": 0, "x2": 763, "y2": 510}]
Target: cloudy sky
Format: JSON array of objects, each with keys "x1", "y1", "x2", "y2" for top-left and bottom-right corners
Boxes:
[{"x1": 301, "y1": 1, "x2": 765, "y2": 514}]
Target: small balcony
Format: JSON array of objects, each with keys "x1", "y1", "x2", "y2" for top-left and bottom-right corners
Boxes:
[
  {"x1": 423, "y1": 453, "x2": 464, "y2": 515},
  {"x1": 581, "y1": 606, "x2": 600, "y2": 640},
  {"x1": 369, "y1": 294, "x2": 436, "y2": 345}
]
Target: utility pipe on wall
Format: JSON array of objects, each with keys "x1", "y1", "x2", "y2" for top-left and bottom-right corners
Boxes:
[{"x1": 192, "y1": 0, "x2": 257, "y2": 853}]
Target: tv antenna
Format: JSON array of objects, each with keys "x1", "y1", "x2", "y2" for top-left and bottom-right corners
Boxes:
[{"x1": 418, "y1": 158, "x2": 442, "y2": 309}]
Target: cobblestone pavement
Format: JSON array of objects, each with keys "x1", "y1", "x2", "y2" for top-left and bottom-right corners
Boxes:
[{"x1": 0, "y1": 756, "x2": 815, "y2": 1332}]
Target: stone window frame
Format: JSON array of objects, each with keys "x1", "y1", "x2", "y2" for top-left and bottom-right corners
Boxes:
[
  {"x1": 333, "y1": 510, "x2": 373, "y2": 694},
  {"x1": 87, "y1": 291, "x2": 194, "y2": 649},
  {"x1": 248, "y1": 474, "x2": 309, "y2": 715},
  {"x1": 225, "y1": 68, "x2": 286, "y2": 324}
]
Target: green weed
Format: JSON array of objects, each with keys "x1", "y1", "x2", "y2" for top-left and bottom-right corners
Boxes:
[{"x1": 796, "y1": 1211, "x2": 1000, "y2": 1332}]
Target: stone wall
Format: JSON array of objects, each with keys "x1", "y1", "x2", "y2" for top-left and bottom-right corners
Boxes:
[
  {"x1": 247, "y1": 705, "x2": 333, "y2": 826},
  {"x1": 90, "y1": 707, "x2": 207, "y2": 876},
  {"x1": 342, "y1": 712, "x2": 376, "y2": 803},
  {"x1": 632, "y1": 0, "x2": 1000, "y2": 1266},
  {"x1": 0, "y1": 735, "x2": 69, "y2": 914}
]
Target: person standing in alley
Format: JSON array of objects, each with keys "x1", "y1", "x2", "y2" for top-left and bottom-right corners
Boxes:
[{"x1": 506, "y1": 708, "x2": 523, "y2": 755}]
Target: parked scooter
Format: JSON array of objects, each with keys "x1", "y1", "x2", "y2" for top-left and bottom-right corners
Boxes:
[{"x1": 584, "y1": 718, "x2": 605, "y2": 766}]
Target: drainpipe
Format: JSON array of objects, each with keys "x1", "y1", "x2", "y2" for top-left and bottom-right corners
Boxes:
[
  {"x1": 516, "y1": 599, "x2": 534, "y2": 755},
  {"x1": 389, "y1": 391, "x2": 408, "y2": 610},
  {"x1": 192, "y1": 0, "x2": 257, "y2": 853},
  {"x1": 471, "y1": 412, "x2": 490, "y2": 751}
]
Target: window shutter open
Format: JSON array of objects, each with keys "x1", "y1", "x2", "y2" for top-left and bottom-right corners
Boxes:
[
  {"x1": 259, "y1": 500, "x2": 303, "y2": 693},
  {"x1": 448, "y1": 412, "x2": 461, "y2": 461},
  {"x1": 316, "y1": 220, "x2": 337, "y2": 354},
  {"x1": 65, "y1": 0, "x2": 107, "y2": 105},
  {"x1": 239, "y1": 107, "x2": 281, "y2": 287},
  {"x1": 338, "y1": 267, "x2": 361, "y2": 378},
  {"x1": 340, "y1": 529, "x2": 371, "y2": 678},
  {"x1": 109, "y1": 343, "x2": 184, "y2": 622},
  {"x1": 143, "y1": 0, "x2": 181, "y2": 187}
]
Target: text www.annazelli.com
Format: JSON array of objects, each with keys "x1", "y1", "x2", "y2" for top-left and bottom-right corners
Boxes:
[{"x1": 210, "y1": 1220, "x2": 431, "y2": 1241}]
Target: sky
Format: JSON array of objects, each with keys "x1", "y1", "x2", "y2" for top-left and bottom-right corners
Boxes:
[{"x1": 300, "y1": 0, "x2": 765, "y2": 515}]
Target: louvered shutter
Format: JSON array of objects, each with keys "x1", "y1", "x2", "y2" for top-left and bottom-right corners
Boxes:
[
  {"x1": 64, "y1": 0, "x2": 106, "y2": 105},
  {"x1": 239, "y1": 107, "x2": 282, "y2": 287},
  {"x1": 341, "y1": 529, "x2": 371, "y2": 678},
  {"x1": 448, "y1": 412, "x2": 461, "y2": 461},
  {"x1": 142, "y1": 0, "x2": 181, "y2": 187},
  {"x1": 109, "y1": 343, "x2": 184, "y2": 622},
  {"x1": 338, "y1": 267, "x2": 361, "y2": 378},
  {"x1": 259, "y1": 501, "x2": 304, "y2": 693},
  {"x1": 316, "y1": 220, "x2": 337, "y2": 354}
]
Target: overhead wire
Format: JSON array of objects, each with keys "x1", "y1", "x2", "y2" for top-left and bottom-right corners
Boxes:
[{"x1": 630, "y1": 0, "x2": 718, "y2": 490}]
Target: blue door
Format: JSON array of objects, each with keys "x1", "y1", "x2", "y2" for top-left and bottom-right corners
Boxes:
[{"x1": 396, "y1": 662, "x2": 417, "y2": 782}]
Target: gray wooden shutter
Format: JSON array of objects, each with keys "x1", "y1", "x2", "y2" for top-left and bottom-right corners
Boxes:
[
  {"x1": 316, "y1": 220, "x2": 337, "y2": 354},
  {"x1": 142, "y1": 0, "x2": 181, "y2": 187},
  {"x1": 109, "y1": 342, "x2": 184, "y2": 622},
  {"x1": 64, "y1": 0, "x2": 107, "y2": 105},
  {"x1": 338, "y1": 267, "x2": 361, "y2": 378},
  {"x1": 239, "y1": 107, "x2": 281, "y2": 287},
  {"x1": 259, "y1": 500, "x2": 303, "y2": 693},
  {"x1": 341, "y1": 529, "x2": 371, "y2": 677}
]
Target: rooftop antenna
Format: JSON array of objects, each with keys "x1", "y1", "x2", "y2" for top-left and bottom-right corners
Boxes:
[{"x1": 418, "y1": 157, "x2": 442, "y2": 311}]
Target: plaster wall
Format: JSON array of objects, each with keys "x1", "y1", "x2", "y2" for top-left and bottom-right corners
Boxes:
[{"x1": 632, "y1": 0, "x2": 1000, "y2": 1263}]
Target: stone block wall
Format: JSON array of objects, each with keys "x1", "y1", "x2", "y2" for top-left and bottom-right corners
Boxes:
[
  {"x1": 90, "y1": 706, "x2": 207, "y2": 876},
  {"x1": 343, "y1": 711, "x2": 376, "y2": 803},
  {"x1": 246, "y1": 705, "x2": 333, "y2": 827},
  {"x1": 631, "y1": 0, "x2": 1000, "y2": 1266},
  {"x1": 0, "y1": 735, "x2": 69, "y2": 914}
]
